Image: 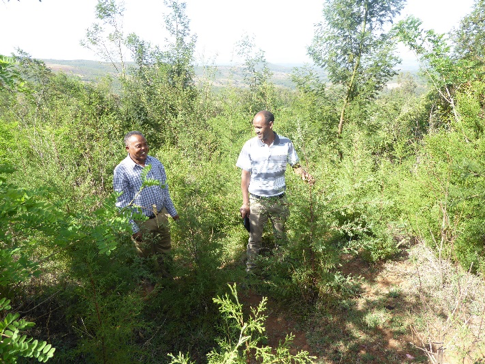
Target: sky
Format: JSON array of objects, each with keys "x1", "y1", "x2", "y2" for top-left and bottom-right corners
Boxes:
[{"x1": 0, "y1": 0, "x2": 476, "y2": 65}]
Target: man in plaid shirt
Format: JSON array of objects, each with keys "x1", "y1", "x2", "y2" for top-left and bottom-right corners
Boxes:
[{"x1": 114, "y1": 131, "x2": 179, "y2": 277}]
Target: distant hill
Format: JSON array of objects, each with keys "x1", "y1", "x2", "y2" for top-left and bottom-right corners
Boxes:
[
  {"x1": 43, "y1": 59, "x2": 119, "y2": 83},
  {"x1": 43, "y1": 59, "x2": 420, "y2": 90},
  {"x1": 42, "y1": 59, "x2": 305, "y2": 89}
]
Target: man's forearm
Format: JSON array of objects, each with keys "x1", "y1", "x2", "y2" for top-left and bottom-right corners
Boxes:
[
  {"x1": 241, "y1": 170, "x2": 250, "y2": 205},
  {"x1": 240, "y1": 170, "x2": 251, "y2": 218}
]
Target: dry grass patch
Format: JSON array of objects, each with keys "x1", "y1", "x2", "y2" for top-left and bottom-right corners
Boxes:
[{"x1": 404, "y1": 244, "x2": 485, "y2": 363}]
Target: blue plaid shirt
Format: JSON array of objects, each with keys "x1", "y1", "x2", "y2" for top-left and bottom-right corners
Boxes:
[{"x1": 113, "y1": 155, "x2": 177, "y2": 234}]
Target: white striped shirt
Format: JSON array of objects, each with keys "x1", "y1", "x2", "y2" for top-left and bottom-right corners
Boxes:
[{"x1": 236, "y1": 133, "x2": 299, "y2": 197}]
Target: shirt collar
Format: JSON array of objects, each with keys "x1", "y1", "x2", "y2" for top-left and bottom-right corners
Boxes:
[
  {"x1": 124, "y1": 154, "x2": 152, "y2": 169},
  {"x1": 257, "y1": 132, "x2": 279, "y2": 147}
]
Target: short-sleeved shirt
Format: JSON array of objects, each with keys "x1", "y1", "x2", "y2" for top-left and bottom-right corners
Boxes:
[
  {"x1": 236, "y1": 132, "x2": 299, "y2": 197},
  {"x1": 113, "y1": 155, "x2": 177, "y2": 233}
]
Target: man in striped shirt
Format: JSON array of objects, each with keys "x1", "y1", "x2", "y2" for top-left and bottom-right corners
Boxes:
[
  {"x1": 114, "y1": 131, "x2": 179, "y2": 276},
  {"x1": 237, "y1": 110, "x2": 313, "y2": 273}
]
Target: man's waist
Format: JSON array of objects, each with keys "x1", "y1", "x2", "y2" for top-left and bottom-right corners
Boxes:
[
  {"x1": 147, "y1": 211, "x2": 161, "y2": 219},
  {"x1": 142, "y1": 205, "x2": 164, "y2": 219},
  {"x1": 250, "y1": 193, "x2": 285, "y2": 200}
]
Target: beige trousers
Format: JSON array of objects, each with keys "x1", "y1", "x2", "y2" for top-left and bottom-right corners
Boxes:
[
  {"x1": 246, "y1": 194, "x2": 289, "y2": 271},
  {"x1": 134, "y1": 207, "x2": 171, "y2": 257}
]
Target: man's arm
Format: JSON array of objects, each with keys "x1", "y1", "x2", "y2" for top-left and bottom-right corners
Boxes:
[
  {"x1": 113, "y1": 166, "x2": 141, "y2": 236},
  {"x1": 292, "y1": 163, "x2": 315, "y2": 185},
  {"x1": 240, "y1": 169, "x2": 251, "y2": 218},
  {"x1": 156, "y1": 162, "x2": 179, "y2": 221}
]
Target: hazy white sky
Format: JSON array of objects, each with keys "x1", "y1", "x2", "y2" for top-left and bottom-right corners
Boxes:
[{"x1": 0, "y1": 0, "x2": 475, "y2": 64}]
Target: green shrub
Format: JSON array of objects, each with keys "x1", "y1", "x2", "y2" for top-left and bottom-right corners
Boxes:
[{"x1": 0, "y1": 298, "x2": 55, "y2": 363}]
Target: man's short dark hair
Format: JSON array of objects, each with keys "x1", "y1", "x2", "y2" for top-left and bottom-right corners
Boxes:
[
  {"x1": 257, "y1": 110, "x2": 274, "y2": 125},
  {"x1": 124, "y1": 131, "x2": 145, "y2": 147}
]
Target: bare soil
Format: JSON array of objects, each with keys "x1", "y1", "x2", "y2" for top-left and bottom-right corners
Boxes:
[{"x1": 239, "y1": 250, "x2": 429, "y2": 363}]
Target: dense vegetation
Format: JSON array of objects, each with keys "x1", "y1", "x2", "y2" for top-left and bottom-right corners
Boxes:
[{"x1": 1, "y1": 0, "x2": 485, "y2": 362}]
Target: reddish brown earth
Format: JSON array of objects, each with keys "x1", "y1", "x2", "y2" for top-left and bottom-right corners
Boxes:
[
  {"x1": 238, "y1": 253, "x2": 428, "y2": 363},
  {"x1": 240, "y1": 290, "x2": 314, "y2": 356}
]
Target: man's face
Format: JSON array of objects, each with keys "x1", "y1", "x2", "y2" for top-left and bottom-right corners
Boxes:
[
  {"x1": 253, "y1": 114, "x2": 273, "y2": 141},
  {"x1": 126, "y1": 134, "x2": 149, "y2": 164}
]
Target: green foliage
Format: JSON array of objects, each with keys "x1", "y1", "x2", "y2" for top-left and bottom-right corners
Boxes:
[
  {"x1": 309, "y1": 0, "x2": 405, "y2": 136},
  {"x1": 0, "y1": 166, "x2": 63, "y2": 290},
  {"x1": 0, "y1": 55, "x2": 26, "y2": 92},
  {"x1": 452, "y1": 0, "x2": 485, "y2": 64},
  {"x1": 290, "y1": 65, "x2": 340, "y2": 148},
  {"x1": 0, "y1": 58, "x2": 124, "y2": 203},
  {"x1": 395, "y1": 15, "x2": 483, "y2": 134},
  {"x1": 359, "y1": 73, "x2": 426, "y2": 158},
  {"x1": 396, "y1": 16, "x2": 469, "y2": 86},
  {"x1": 397, "y1": 127, "x2": 485, "y2": 272},
  {"x1": 2, "y1": 2, "x2": 485, "y2": 361},
  {"x1": 0, "y1": 298, "x2": 55, "y2": 363},
  {"x1": 162, "y1": 0, "x2": 197, "y2": 89},
  {"x1": 120, "y1": 1, "x2": 205, "y2": 156},
  {"x1": 201, "y1": 284, "x2": 315, "y2": 364}
]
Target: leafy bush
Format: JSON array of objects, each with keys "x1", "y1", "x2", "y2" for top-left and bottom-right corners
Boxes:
[{"x1": 0, "y1": 298, "x2": 55, "y2": 363}]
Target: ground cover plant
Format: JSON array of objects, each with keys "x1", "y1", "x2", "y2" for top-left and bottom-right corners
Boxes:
[{"x1": 2, "y1": 0, "x2": 485, "y2": 363}]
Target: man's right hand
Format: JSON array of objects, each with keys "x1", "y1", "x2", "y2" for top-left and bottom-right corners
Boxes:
[
  {"x1": 240, "y1": 204, "x2": 250, "y2": 218},
  {"x1": 132, "y1": 231, "x2": 143, "y2": 241}
]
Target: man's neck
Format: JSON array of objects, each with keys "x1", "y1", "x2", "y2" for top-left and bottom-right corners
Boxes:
[
  {"x1": 263, "y1": 132, "x2": 275, "y2": 146},
  {"x1": 130, "y1": 155, "x2": 147, "y2": 167}
]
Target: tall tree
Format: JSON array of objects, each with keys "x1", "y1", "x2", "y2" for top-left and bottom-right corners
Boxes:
[
  {"x1": 121, "y1": 0, "x2": 199, "y2": 149},
  {"x1": 309, "y1": 0, "x2": 405, "y2": 138}
]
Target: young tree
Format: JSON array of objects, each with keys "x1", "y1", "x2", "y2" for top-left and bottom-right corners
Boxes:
[
  {"x1": 395, "y1": 13, "x2": 484, "y2": 133},
  {"x1": 81, "y1": 0, "x2": 128, "y2": 76},
  {"x1": 452, "y1": 0, "x2": 485, "y2": 67},
  {"x1": 120, "y1": 0, "x2": 201, "y2": 150},
  {"x1": 309, "y1": 0, "x2": 405, "y2": 138},
  {"x1": 161, "y1": 0, "x2": 197, "y2": 89},
  {"x1": 235, "y1": 34, "x2": 275, "y2": 114}
]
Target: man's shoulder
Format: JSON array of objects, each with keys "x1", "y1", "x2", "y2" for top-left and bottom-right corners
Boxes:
[
  {"x1": 114, "y1": 155, "x2": 132, "y2": 172},
  {"x1": 147, "y1": 155, "x2": 163, "y2": 166},
  {"x1": 274, "y1": 133, "x2": 293, "y2": 145},
  {"x1": 242, "y1": 136, "x2": 261, "y2": 149}
]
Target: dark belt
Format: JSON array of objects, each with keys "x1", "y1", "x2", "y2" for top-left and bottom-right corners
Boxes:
[
  {"x1": 250, "y1": 193, "x2": 285, "y2": 200},
  {"x1": 148, "y1": 210, "x2": 162, "y2": 219}
]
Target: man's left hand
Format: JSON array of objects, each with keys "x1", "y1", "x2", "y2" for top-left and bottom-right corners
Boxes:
[
  {"x1": 302, "y1": 171, "x2": 315, "y2": 185},
  {"x1": 294, "y1": 165, "x2": 315, "y2": 185},
  {"x1": 240, "y1": 204, "x2": 250, "y2": 218}
]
